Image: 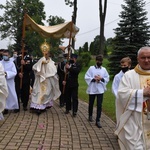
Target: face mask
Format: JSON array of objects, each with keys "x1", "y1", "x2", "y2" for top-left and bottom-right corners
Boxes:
[
  {"x1": 121, "y1": 67, "x2": 129, "y2": 73},
  {"x1": 13, "y1": 54, "x2": 18, "y2": 58},
  {"x1": 3, "y1": 56, "x2": 9, "y2": 61},
  {"x1": 96, "y1": 62, "x2": 102, "y2": 67},
  {"x1": 64, "y1": 59, "x2": 67, "y2": 63},
  {"x1": 69, "y1": 59, "x2": 74, "y2": 64}
]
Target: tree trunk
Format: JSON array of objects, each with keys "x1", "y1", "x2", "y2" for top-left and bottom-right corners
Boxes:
[
  {"x1": 72, "y1": 0, "x2": 77, "y2": 49},
  {"x1": 99, "y1": 0, "x2": 107, "y2": 55}
]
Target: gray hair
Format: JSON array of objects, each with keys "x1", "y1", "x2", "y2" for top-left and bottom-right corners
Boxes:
[{"x1": 137, "y1": 46, "x2": 150, "y2": 56}]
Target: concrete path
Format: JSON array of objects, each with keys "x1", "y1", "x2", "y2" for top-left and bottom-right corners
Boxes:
[{"x1": 0, "y1": 100, "x2": 120, "y2": 150}]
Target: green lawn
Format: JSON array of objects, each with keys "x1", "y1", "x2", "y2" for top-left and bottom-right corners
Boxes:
[{"x1": 78, "y1": 58, "x2": 116, "y2": 122}]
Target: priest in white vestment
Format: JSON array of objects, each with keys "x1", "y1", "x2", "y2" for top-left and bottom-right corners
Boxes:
[
  {"x1": 0, "y1": 50, "x2": 19, "y2": 114},
  {"x1": 0, "y1": 63, "x2": 8, "y2": 120},
  {"x1": 115, "y1": 47, "x2": 150, "y2": 150},
  {"x1": 30, "y1": 51, "x2": 61, "y2": 115}
]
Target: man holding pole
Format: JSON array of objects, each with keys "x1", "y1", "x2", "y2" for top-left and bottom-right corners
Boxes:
[
  {"x1": 64, "y1": 53, "x2": 81, "y2": 117},
  {"x1": 57, "y1": 53, "x2": 68, "y2": 107},
  {"x1": 15, "y1": 50, "x2": 33, "y2": 111}
]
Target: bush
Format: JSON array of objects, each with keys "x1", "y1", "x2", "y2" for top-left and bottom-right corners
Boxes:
[{"x1": 78, "y1": 52, "x2": 91, "y2": 69}]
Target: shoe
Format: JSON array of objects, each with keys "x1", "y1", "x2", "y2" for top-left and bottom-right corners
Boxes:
[
  {"x1": 3, "y1": 109, "x2": 8, "y2": 115},
  {"x1": 65, "y1": 110, "x2": 69, "y2": 114},
  {"x1": 41, "y1": 109, "x2": 46, "y2": 113},
  {"x1": 23, "y1": 107, "x2": 27, "y2": 111},
  {"x1": 14, "y1": 109, "x2": 20, "y2": 113},
  {"x1": 60, "y1": 103, "x2": 64, "y2": 108},
  {"x1": 89, "y1": 116, "x2": 93, "y2": 122},
  {"x1": 73, "y1": 112, "x2": 77, "y2": 117},
  {"x1": 96, "y1": 122, "x2": 102, "y2": 128},
  {"x1": 36, "y1": 109, "x2": 41, "y2": 115}
]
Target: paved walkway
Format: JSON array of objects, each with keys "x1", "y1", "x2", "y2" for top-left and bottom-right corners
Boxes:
[{"x1": 0, "y1": 100, "x2": 120, "y2": 150}]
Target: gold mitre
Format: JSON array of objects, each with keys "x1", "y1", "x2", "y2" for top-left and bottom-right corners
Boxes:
[{"x1": 40, "y1": 41, "x2": 50, "y2": 55}]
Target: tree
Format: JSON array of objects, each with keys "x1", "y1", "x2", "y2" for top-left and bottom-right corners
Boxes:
[
  {"x1": 0, "y1": 0, "x2": 46, "y2": 55},
  {"x1": 46, "y1": 15, "x2": 65, "y2": 60},
  {"x1": 105, "y1": 37, "x2": 113, "y2": 55},
  {"x1": 82, "y1": 42, "x2": 88, "y2": 52},
  {"x1": 89, "y1": 35, "x2": 107, "y2": 56},
  {"x1": 99, "y1": 0, "x2": 107, "y2": 55},
  {"x1": 47, "y1": 15, "x2": 65, "y2": 48},
  {"x1": 64, "y1": 0, "x2": 77, "y2": 49},
  {"x1": 109, "y1": 0, "x2": 150, "y2": 77},
  {"x1": 89, "y1": 42, "x2": 94, "y2": 55},
  {"x1": 78, "y1": 46, "x2": 82, "y2": 55}
]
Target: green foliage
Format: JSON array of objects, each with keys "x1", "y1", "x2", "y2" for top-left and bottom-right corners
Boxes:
[
  {"x1": 78, "y1": 46, "x2": 82, "y2": 55},
  {"x1": 0, "y1": 0, "x2": 46, "y2": 55},
  {"x1": 89, "y1": 35, "x2": 107, "y2": 56},
  {"x1": 82, "y1": 42, "x2": 88, "y2": 52},
  {"x1": 105, "y1": 38, "x2": 113, "y2": 55},
  {"x1": 108, "y1": 0, "x2": 150, "y2": 77},
  {"x1": 78, "y1": 52, "x2": 91, "y2": 69},
  {"x1": 93, "y1": 35, "x2": 100, "y2": 55},
  {"x1": 89, "y1": 42, "x2": 94, "y2": 55}
]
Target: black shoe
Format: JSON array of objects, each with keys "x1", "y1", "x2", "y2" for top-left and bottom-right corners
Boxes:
[
  {"x1": 96, "y1": 122, "x2": 102, "y2": 128},
  {"x1": 36, "y1": 109, "x2": 41, "y2": 115},
  {"x1": 14, "y1": 109, "x2": 20, "y2": 113},
  {"x1": 23, "y1": 107, "x2": 27, "y2": 111},
  {"x1": 65, "y1": 110, "x2": 69, "y2": 114},
  {"x1": 89, "y1": 116, "x2": 93, "y2": 122},
  {"x1": 60, "y1": 103, "x2": 64, "y2": 108},
  {"x1": 73, "y1": 112, "x2": 77, "y2": 117},
  {"x1": 3, "y1": 109, "x2": 8, "y2": 115}
]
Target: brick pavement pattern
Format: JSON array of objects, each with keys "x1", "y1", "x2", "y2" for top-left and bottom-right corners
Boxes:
[{"x1": 0, "y1": 100, "x2": 120, "y2": 150}]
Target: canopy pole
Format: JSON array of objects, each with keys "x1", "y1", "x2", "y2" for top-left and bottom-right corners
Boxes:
[
  {"x1": 20, "y1": 13, "x2": 27, "y2": 88},
  {"x1": 62, "y1": 21, "x2": 73, "y2": 94}
]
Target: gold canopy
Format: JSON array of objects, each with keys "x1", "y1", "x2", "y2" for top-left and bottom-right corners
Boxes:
[{"x1": 25, "y1": 14, "x2": 79, "y2": 39}]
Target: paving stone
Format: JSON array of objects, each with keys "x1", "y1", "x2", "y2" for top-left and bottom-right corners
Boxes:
[{"x1": 0, "y1": 99, "x2": 120, "y2": 149}]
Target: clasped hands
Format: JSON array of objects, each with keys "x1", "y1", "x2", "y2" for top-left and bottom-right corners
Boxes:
[{"x1": 94, "y1": 75, "x2": 102, "y2": 83}]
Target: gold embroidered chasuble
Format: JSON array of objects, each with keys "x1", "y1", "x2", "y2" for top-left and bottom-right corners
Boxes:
[
  {"x1": 135, "y1": 65, "x2": 150, "y2": 149},
  {"x1": 115, "y1": 65, "x2": 150, "y2": 149}
]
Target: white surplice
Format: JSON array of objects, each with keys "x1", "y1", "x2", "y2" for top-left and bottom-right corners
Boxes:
[
  {"x1": 0, "y1": 63, "x2": 8, "y2": 120},
  {"x1": 115, "y1": 68, "x2": 150, "y2": 150},
  {"x1": 112, "y1": 70, "x2": 124, "y2": 98},
  {"x1": 84, "y1": 66, "x2": 109, "y2": 94},
  {"x1": 30, "y1": 57, "x2": 61, "y2": 110},
  {"x1": 0, "y1": 60, "x2": 19, "y2": 110}
]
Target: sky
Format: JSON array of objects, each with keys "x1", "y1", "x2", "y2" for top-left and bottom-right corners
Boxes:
[{"x1": 0, "y1": 0, "x2": 150, "y2": 49}]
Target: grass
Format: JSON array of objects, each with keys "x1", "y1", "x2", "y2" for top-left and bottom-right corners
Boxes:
[{"x1": 78, "y1": 58, "x2": 116, "y2": 122}]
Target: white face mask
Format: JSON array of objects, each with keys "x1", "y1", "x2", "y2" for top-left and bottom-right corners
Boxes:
[
  {"x1": 3, "y1": 55, "x2": 9, "y2": 61},
  {"x1": 13, "y1": 54, "x2": 18, "y2": 58}
]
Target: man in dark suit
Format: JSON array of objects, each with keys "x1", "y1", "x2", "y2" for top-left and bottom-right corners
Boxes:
[
  {"x1": 0, "y1": 49, "x2": 4, "y2": 61},
  {"x1": 14, "y1": 51, "x2": 33, "y2": 111},
  {"x1": 57, "y1": 54, "x2": 68, "y2": 107},
  {"x1": 64, "y1": 54, "x2": 81, "y2": 117}
]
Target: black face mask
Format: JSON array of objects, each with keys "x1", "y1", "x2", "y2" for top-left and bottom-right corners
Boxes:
[
  {"x1": 121, "y1": 67, "x2": 129, "y2": 73},
  {"x1": 96, "y1": 62, "x2": 102, "y2": 67},
  {"x1": 69, "y1": 59, "x2": 74, "y2": 64}
]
